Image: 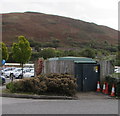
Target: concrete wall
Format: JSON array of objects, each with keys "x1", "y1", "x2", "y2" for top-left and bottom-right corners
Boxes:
[{"x1": 43, "y1": 60, "x2": 75, "y2": 75}]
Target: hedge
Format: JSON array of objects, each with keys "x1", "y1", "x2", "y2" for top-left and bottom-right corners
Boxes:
[{"x1": 6, "y1": 73, "x2": 77, "y2": 96}]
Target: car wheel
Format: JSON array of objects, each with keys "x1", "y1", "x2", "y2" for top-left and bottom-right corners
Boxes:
[
  {"x1": 18, "y1": 75, "x2": 23, "y2": 79},
  {"x1": 10, "y1": 73, "x2": 14, "y2": 80},
  {"x1": 10, "y1": 73, "x2": 14, "y2": 77},
  {"x1": 5, "y1": 75, "x2": 9, "y2": 78}
]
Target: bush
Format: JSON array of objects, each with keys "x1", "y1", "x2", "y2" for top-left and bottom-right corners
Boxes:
[
  {"x1": 44, "y1": 74, "x2": 77, "y2": 96},
  {"x1": 6, "y1": 73, "x2": 77, "y2": 96},
  {"x1": 40, "y1": 48, "x2": 56, "y2": 59},
  {"x1": 6, "y1": 78, "x2": 47, "y2": 94},
  {"x1": 80, "y1": 48, "x2": 96, "y2": 58},
  {"x1": 6, "y1": 82, "x2": 21, "y2": 93},
  {"x1": 105, "y1": 74, "x2": 120, "y2": 96},
  {"x1": 116, "y1": 82, "x2": 120, "y2": 96}
]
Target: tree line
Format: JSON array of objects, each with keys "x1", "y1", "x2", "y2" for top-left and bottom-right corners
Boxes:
[
  {"x1": 1, "y1": 35, "x2": 119, "y2": 66},
  {"x1": 0, "y1": 36, "x2": 31, "y2": 67}
]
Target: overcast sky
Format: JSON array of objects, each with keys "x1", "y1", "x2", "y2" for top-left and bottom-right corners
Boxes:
[{"x1": 1, "y1": 0, "x2": 119, "y2": 30}]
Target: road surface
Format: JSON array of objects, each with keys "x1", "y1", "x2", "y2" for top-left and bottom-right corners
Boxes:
[{"x1": 1, "y1": 97, "x2": 118, "y2": 114}]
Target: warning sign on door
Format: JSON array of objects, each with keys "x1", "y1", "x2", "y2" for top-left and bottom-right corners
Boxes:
[{"x1": 94, "y1": 66, "x2": 98, "y2": 73}]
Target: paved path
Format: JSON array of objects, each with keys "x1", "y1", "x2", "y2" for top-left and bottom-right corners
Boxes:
[
  {"x1": 76, "y1": 92, "x2": 112, "y2": 99},
  {"x1": 2, "y1": 97, "x2": 118, "y2": 114}
]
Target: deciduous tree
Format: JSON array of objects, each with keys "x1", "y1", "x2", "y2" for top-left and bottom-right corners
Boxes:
[
  {"x1": 0, "y1": 42, "x2": 9, "y2": 61},
  {"x1": 80, "y1": 48, "x2": 95, "y2": 58},
  {"x1": 12, "y1": 36, "x2": 32, "y2": 78},
  {"x1": 40, "y1": 48, "x2": 55, "y2": 59}
]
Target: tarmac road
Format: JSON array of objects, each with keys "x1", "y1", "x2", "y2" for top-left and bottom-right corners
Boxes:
[{"x1": 2, "y1": 97, "x2": 118, "y2": 114}]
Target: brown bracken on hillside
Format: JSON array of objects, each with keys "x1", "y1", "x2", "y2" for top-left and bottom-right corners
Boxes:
[{"x1": 2, "y1": 12, "x2": 118, "y2": 46}]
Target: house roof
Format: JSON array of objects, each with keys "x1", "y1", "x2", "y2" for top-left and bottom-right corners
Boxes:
[{"x1": 48, "y1": 57, "x2": 96, "y2": 63}]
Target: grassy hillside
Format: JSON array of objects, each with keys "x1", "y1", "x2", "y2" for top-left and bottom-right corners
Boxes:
[{"x1": 2, "y1": 11, "x2": 118, "y2": 48}]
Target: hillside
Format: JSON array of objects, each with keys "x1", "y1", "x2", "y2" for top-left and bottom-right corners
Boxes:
[{"x1": 2, "y1": 12, "x2": 118, "y2": 47}]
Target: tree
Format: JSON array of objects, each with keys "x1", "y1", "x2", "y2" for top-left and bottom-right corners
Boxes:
[
  {"x1": 80, "y1": 48, "x2": 95, "y2": 58},
  {"x1": 0, "y1": 42, "x2": 9, "y2": 61},
  {"x1": 51, "y1": 38, "x2": 60, "y2": 48},
  {"x1": 63, "y1": 50, "x2": 78, "y2": 57},
  {"x1": 40, "y1": 48, "x2": 55, "y2": 59},
  {"x1": 30, "y1": 52, "x2": 41, "y2": 61},
  {"x1": 55, "y1": 50, "x2": 64, "y2": 57},
  {"x1": 12, "y1": 36, "x2": 32, "y2": 78},
  {"x1": 115, "y1": 51, "x2": 120, "y2": 66}
]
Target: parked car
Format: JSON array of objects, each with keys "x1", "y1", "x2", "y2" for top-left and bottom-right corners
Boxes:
[
  {"x1": 1, "y1": 67, "x2": 15, "y2": 72},
  {"x1": 10, "y1": 68, "x2": 22, "y2": 79},
  {"x1": 2, "y1": 67, "x2": 35, "y2": 79},
  {"x1": 3, "y1": 67, "x2": 21, "y2": 78},
  {"x1": 114, "y1": 66, "x2": 120, "y2": 73},
  {"x1": 2, "y1": 67, "x2": 16, "y2": 78},
  {"x1": 23, "y1": 69, "x2": 34, "y2": 78},
  {"x1": 14, "y1": 68, "x2": 32, "y2": 79},
  {"x1": 0, "y1": 71, "x2": 6, "y2": 84}
]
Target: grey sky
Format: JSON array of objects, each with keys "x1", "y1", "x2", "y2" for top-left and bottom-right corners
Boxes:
[{"x1": 1, "y1": 0, "x2": 119, "y2": 30}]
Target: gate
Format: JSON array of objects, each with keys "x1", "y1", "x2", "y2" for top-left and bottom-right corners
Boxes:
[{"x1": 75, "y1": 63, "x2": 100, "y2": 92}]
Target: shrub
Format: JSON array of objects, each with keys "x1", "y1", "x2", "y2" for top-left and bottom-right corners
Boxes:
[
  {"x1": 6, "y1": 78, "x2": 47, "y2": 94},
  {"x1": 6, "y1": 81, "x2": 24, "y2": 93},
  {"x1": 33, "y1": 77, "x2": 47, "y2": 94},
  {"x1": 6, "y1": 73, "x2": 77, "y2": 96},
  {"x1": 40, "y1": 48, "x2": 56, "y2": 59},
  {"x1": 105, "y1": 73, "x2": 120, "y2": 96},
  {"x1": 39, "y1": 73, "x2": 77, "y2": 96},
  {"x1": 80, "y1": 48, "x2": 96, "y2": 58},
  {"x1": 116, "y1": 82, "x2": 120, "y2": 96}
]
